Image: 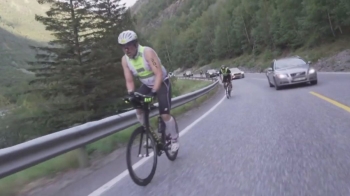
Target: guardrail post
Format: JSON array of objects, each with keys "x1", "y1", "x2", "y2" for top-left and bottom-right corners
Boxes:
[
  {"x1": 76, "y1": 146, "x2": 90, "y2": 168},
  {"x1": 195, "y1": 97, "x2": 199, "y2": 106}
]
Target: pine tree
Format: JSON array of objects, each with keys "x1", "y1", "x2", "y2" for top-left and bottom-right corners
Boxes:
[
  {"x1": 27, "y1": 0, "x2": 98, "y2": 131},
  {"x1": 83, "y1": 0, "x2": 135, "y2": 119}
]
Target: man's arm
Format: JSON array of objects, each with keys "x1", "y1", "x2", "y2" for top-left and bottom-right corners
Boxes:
[
  {"x1": 219, "y1": 70, "x2": 223, "y2": 82},
  {"x1": 121, "y1": 56, "x2": 135, "y2": 93},
  {"x1": 144, "y1": 47, "x2": 163, "y2": 92},
  {"x1": 227, "y1": 69, "x2": 232, "y2": 80}
]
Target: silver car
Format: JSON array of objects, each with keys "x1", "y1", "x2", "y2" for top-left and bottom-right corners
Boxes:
[
  {"x1": 229, "y1": 67, "x2": 245, "y2": 79},
  {"x1": 183, "y1": 71, "x2": 193, "y2": 77},
  {"x1": 206, "y1": 69, "x2": 218, "y2": 78},
  {"x1": 266, "y1": 56, "x2": 317, "y2": 90}
]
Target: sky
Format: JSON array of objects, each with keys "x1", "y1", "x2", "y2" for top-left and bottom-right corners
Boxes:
[{"x1": 120, "y1": 0, "x2": 138, "y2": 8}]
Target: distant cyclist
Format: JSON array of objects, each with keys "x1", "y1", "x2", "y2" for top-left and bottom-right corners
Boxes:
[
  {"x1": 219, "y1": 65, "x2": 232, "y2": 92},
  {"x1": 118, "y1": 30, "x2": 179, "y2": 152}
]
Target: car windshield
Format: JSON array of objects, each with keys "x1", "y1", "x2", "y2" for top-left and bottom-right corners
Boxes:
[
  {"x1": 275, "y1": 58, "x2": 306, "y2": 69},
  {"x1": 230, "y1": 68, "x2": 240, "y2": 72},
  {"x1": 207, "y1": 69, "x2": 216, "y2": 73},
  {"x1": 186, "y1": 71, "x2": 191, "y2": 74}
]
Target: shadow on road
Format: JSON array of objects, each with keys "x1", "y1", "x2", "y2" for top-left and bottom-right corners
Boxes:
[{"x1": 275, "y1": 82, "x2": 319, "y2": 91}]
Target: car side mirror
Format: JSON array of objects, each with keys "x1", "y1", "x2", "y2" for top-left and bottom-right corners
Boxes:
[
  {"x1": 266, "y1": 67, "x2": 272, "y2": 72},
  {"x1": 308, "y1": 61, "x2": 312, "y2": 64}
]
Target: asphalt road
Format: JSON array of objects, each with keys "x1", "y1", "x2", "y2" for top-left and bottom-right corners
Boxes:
[{"x1": 28, "y1": 72, "x2": 350, "y2": 196}]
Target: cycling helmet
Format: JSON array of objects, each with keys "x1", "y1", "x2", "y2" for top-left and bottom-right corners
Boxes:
[
  {"x1": 221, "y1": 65, "x2": 226, "y2": 69},
  {"x1": 118, "y1": 30, "x2": 138, "y2": 45}
]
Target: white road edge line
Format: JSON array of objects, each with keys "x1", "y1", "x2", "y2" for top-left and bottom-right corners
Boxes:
[{"x1": 88, "y1": 94, "x2": 226, "y2": 196}]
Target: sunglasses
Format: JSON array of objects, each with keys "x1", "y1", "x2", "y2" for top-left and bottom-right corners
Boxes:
[{"x1": 120, "y1": 42, "x2": 135, "y2": 50}]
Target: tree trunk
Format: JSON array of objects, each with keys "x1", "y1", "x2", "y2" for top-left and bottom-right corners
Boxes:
[
  {"x1": 70, "y1": 0, "x2": 87, "y2": 119},
  {"x1": 242, "y1": 15, "x2": 251, "y2": 45},
  {"x1": 165, "y1": 42, "x2": 172, "y2": 66},
  {"x1": 327, "y1": 10, "x2": 336, "y2": 37}
]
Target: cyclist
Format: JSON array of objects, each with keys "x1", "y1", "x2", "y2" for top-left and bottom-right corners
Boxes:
[
  {"x1": 219, "y1": 65, "x2": 233, "y2": 93},
  {"x1": 118, "y1": 30, "x2": 179, "y2": 152}
]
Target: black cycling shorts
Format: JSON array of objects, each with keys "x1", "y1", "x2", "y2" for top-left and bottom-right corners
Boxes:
[
  {"x1": 136, "y1": 78, "x2": 172, "y2": 114},
  {"x1": 223, "y1": 75, "x2": 231, "y2": 83}
]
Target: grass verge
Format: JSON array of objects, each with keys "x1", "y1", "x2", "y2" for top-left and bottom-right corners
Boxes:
[{"x1": 0, "y1": 78, "x2": 216, "y2": 196}]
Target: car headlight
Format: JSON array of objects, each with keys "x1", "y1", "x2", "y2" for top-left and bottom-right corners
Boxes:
[
  {"x1": 276, "y1": 73, "x2": 287, "y2": 78},
  {"x1": 309, "y1": 68, "x2": 316, "y2": 74},
  {"x1": 241, "y1": 72, "x2": 244, "y2": 74}
]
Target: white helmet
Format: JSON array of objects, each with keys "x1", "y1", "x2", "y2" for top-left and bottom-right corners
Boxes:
[{"x1": 118, "y1": 30, "x2": 137, "y2": 45}]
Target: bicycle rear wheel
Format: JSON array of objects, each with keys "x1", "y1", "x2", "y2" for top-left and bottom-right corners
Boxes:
[
  {"x1": 228, "y1": 85, "x2": 232, "y2": 97},
  {"x1": 126, "y1": 127, "x2": 157, "y2": 186},
  {"x1": 225, "y1": 85, "x2": 230, "y2": 99},
  {"x1": 161, "y1": 116, "x2": 179, "y2": 161}
]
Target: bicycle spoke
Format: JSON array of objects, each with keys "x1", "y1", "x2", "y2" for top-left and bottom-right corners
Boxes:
[
  {"x1": 138, "y1": 131, "x2": 143, "y2": 156},
  {"x1": 146, "y1": 134, "x2": 151, "y2": 156}
]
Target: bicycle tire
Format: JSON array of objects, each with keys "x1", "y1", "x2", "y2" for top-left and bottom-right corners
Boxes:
[
  {"x1": 225, "y1": 85, "x2": 229, "y2": 99},
  {"x1": 126, "y1": 126, "x2": 157, "y2": 186},
  {"x1": 162, "y1": 115, "x2": 179, "y2": 161},
  {"x1": 229, "y1": 86, "x2": 231, "y2": 98}
]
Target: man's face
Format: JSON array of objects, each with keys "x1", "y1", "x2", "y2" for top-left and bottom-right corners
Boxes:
[{"x1": 121, "y1": 42, "x2": 137, "y2": 58}]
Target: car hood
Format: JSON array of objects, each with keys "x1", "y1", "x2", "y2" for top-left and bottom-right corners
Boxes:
[
  {"x1": 275, "y1": 66, "x2": 309, "y2": 74},
  {"x1": 231, "y1": 71, "x2": 242, "y2": 74}
]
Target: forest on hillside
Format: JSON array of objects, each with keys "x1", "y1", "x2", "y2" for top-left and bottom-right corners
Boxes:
[{"x1": 133, "y1": 0, "x2": 350, "y2": 69}]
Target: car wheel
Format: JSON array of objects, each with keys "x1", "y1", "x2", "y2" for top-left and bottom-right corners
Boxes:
[
  {"x1": 310, "y1": 80, "x2": 317, "y2": 85},
  {"x1": 267, "y1": 77, "x2": 273, "y2": 87},
  {"x1": 273, "y1": 77, "x2": 281, "y2": 90}
]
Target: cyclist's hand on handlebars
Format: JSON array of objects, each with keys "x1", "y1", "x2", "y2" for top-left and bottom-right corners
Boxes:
[
  {"x1": 123, "y1": 91, "x2": 135, "y2": 103},
  {"x1": 128, "y1": 91, "x2": 135, "y2": 97}
]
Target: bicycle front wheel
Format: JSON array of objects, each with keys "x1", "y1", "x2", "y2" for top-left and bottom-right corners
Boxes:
[{"x1": 126, "y1": 126, "x2": 157, "y2": 186}]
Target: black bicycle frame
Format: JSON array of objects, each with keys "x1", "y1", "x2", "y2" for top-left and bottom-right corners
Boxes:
[{"x1": 142, "y1": 103, "x2": 163, "y2": 146}]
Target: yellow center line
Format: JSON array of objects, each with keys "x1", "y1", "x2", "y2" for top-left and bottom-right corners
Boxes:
[{"x1": 310, "y1": 91, "x2": 350, "y2": 113}]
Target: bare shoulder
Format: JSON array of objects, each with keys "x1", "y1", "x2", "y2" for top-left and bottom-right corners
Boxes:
[
  {"x1": 144, "y1": 47, "x2": 158, "y2": 58},
  {"x1": 121, "y1": 55, "x2": 127, "y2": 64},
  {"x1": 121, "y1": 55, "x2": 129, "y2": 69},
  {"x1": 121, "y1": 55, "x2": 126, "y2": 62}
]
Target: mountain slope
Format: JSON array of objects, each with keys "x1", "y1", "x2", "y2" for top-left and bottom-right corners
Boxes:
[
  {"x1": 0, "y1": 0, "x2": 51, "y2": 86},
  {"x1": 131, "y1": 0, "x2": 350, "y2": 71},
  {"x1": 0, "y1": 27, "x2": 36, "y2": 86},
  {"x1": 0, "y1": 0, "x2": 52, "y2": 42}
]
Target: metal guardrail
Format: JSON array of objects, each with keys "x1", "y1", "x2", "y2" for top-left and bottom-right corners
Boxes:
[
  {"x1": 176, "y1": 75, "x2": 218, "y2": 81},
  {"x1": 0, "y1": 77, "x2": 219, "y2": 179}
]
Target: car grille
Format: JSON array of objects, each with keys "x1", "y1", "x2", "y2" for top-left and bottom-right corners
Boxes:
[
  {"x1": 234, "y1": 73, "x2": 241, "y2": 76},
  {"x1": 290, "y1": 72, "x2": 306, "y2": 77}
]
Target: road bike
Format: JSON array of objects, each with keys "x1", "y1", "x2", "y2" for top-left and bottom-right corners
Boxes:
[
  {"x1": 121, "y1": 92, "x2": 179, "y2": 186},
  {"x1": 223, "y1": 81, "x2": 232, "y2": 99}
]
